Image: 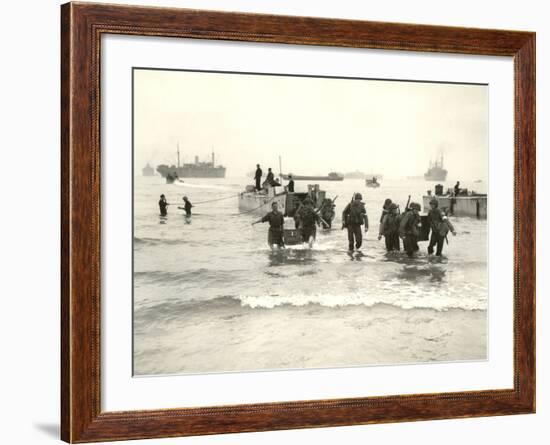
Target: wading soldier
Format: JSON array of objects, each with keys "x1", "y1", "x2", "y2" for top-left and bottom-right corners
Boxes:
[
  {"x1": 158, "y1": 194, "x2": 168, "y2": 216},
  {"x1": 378, "y1": 203, "x2": 401, "y2": 251},
  {"x1": 399, "y1": 202, "x2": 421, "y2": 257},
  {"x1": 427, "y1": 198, "x2": 457, "y2": 256},
  {"x1": 342, "y1": 193, "x2": 369, "y2": 251},
  {"x1": 296, "y1": 198, "x2": 321, "y2": 248},
  {"x1": 252, "y1": 201, "x2": 285, "y2": 249},
  {"x1": 379, "y1": 198, "x2": 393, "y2": 223},
  {"x1": 178, "y1": 196, "x2": 193, "y2": 217}
]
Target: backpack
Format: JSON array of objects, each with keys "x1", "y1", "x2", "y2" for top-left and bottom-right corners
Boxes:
[
  {"x1": 385, "y1": 213, "x2": 400, "y2": 234},
  {"x1": 349, "y1": 201, "x2": 365, "y2": 225},
  {"x1": 301, "y1": 206, "x2": 317, "y2": 226}
]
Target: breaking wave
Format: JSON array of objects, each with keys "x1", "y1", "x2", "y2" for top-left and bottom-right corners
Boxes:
[{"x1": 231, "y1": 290, "x2": 487, "y2": 312}]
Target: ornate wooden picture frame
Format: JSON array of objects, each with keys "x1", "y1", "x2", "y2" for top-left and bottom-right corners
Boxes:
[{"x1": 61, "y1": 2, "x2": 535, "y2": 442}]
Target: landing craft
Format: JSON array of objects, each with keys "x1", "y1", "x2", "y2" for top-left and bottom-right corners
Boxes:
[
  {"x1": 240, "y1": 183, "x2": 336, "y2": 246},
  {"x1": 423, "y1": 185, "x2": 487, "y2": 219},
  {"x1": 365, "y1": 177, "x2": 380, "y2": 188}
]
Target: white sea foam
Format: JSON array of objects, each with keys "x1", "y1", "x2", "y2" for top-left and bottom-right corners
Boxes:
[{"x1": 234, "y1": 290, "x2": 487, "y2": 312}]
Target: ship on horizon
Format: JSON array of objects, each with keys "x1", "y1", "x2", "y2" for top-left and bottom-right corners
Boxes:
[
  {"x1": 156, "y1": 144, "x2": 226, "y2": 179},
  {"x1": 424, "y1": 154, "x2": 448, "y2": 181},
  {"x1": 142, "y1": 163, "x2": 155, "y2": 176}
]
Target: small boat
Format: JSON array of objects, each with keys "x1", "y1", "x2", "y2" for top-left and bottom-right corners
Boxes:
[
  {"x1": 165, "y1": 174, "x2": 184, "y2": 184},
  {"x1": 365, "y1": 178, "x2": 380, "y2": 188},
  {"x1": 282, "y1": 172, "x2": 344, "y2": 181}
]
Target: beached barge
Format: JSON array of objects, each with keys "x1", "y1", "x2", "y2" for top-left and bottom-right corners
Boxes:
[
  {"x1": 239, "y1": 184, "x2": 328, "y2": 216},
  {"x1": 422, "y1": 186, "x2": 487, "y2": 219}
]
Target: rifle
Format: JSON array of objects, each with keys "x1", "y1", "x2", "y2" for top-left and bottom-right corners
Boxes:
[
  {"x1": 405, "y1": 195, "x2": 411, "y2": 211},
  {"x1": 342, "y1": 194, "x2": 354, "y2": 230}
]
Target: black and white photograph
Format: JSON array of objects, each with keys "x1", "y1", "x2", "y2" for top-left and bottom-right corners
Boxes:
[{"x1": 132, "y1": 68, "x2": 489, "y2": 376}]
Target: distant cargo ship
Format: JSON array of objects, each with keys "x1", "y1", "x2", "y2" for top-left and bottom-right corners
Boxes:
[
  {"x1": 282, "y1": 172, "x2": 343, "y2": 181},
  {"x1": 156, "y1": 145, "x2": 226, "y2": 179},
  {"x1": 424, "y1": 155, "x2": 448, "y2": 181},
  {"x1": 142, "y1": 163, "x2": 155, "y2": 176}
]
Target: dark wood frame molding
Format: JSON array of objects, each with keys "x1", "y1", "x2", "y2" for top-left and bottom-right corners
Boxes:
[{"x1": 61, "y1": 2, "x2": 536, "y2": 442}]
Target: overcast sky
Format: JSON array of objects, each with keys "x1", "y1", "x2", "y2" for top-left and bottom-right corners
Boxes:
[{"x1": 134, "y1": 68, "x2": 488, "y2": 180}]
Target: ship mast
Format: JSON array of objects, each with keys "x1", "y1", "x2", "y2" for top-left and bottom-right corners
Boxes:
[
  {"x1": 177, "y1": 142, "x2": 180, "y2": 168},
  {"x1": 212, "y1": 147, "x2": 215, "y2": 166}
]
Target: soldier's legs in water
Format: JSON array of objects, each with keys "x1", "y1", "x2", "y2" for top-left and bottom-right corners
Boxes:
[
  {"x1": 436, "y1": 234, "x2": 445, "y2": 255},
  {"x1": 393, "y1": 233, "x2": 401, "y2": 251},
  {"x1": 385, "y1": 235, "x2": 393, "y2": 251},
  {"x1": 428, "y1": 231, "x2": 437, "y2": 254},
  {"x1": 404, "y1": 235, "x2": 415, "y2": 257},
  {"x1": 354, "y1": 225, "x2": 363, "y2": 250},
  {"x1": 347, "y1": 226, "x2": 354, "y2": 251}
]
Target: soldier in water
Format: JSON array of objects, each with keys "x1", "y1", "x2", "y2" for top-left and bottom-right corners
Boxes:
[
  {"x1": 252, "y1": 201, "x2": 285, "y2": 249},
  {"x1": 158, "y1": 194, "x2": 169, "y2": 216},
  {"x1": 427, "y1": 198, "x2": 457, "y2": 256},
  {"x1": 399, "y1": 202, "x2": 421, "y2": 257},
  {"x1": 178, "y1": 196, "x2": 193, "y2": 217},
  {"x1": 342, "y1": 193, "x2": 369, "y2": 252},
  {"x1": 296, "y1": 197, "x2": 322, "y2": 248},
  {"x1": 378, "y1": 203, "x2": 401, "y2": 251}
]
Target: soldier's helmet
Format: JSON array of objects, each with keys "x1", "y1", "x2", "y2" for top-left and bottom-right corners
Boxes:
[
  {"x1": 389, "y1": 203, "x2": 398, "y2": 211},
  {"x1": 410, "y1": 202, "x2": 421, "y2": 211},
  {"x1": 429, "y1": 198, "x2": 439, "y2": 207},
  {"x1": 354, "y1": 193, "x2": 363, "y2": 200}
]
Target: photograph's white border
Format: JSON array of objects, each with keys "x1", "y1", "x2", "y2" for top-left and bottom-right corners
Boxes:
[{"x1": 101, "y1": 34, "x2": 514, "y2": 411}]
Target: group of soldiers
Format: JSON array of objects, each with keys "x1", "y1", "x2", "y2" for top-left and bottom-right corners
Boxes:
[
  {"x1": 158, "y1": 194, "x2": 193, "y2": 217},
  {"x1": 254, "y1": 192, "x2": 457, "y2": 257},
  {"x1": 374, "y1": 196, "x2": 457, "y2": 257},
  {"x1": 252, "y1": 197, "x2": 328, "y2": 248}
]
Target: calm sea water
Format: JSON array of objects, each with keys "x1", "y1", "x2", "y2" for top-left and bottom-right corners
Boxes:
[{"x1": 133, "y1": 176, "x2": 488, "y2": 373}]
